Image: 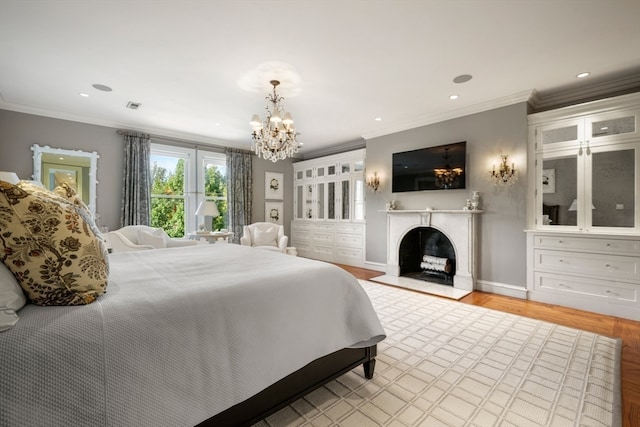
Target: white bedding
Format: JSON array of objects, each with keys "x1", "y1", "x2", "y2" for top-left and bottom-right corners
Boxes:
[{"x1": 0, "y1": 244, "x2": 385, "y2": 426}]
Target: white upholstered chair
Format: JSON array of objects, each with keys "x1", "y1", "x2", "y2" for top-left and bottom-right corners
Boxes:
[
  {"x1": 108, "y1": 225, "x2": 198, "y2": 253},
  {"x1": 240, "y1": 222, "x2": 287, "y2": 253}
]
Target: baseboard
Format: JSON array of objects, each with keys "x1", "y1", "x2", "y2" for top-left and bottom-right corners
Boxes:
[
  {"x1": 476, "y1": 280, "x2": 528, "y2": 299},
  {"x1": 363, "y1": 261, "x2": 386, "y2": 272}
]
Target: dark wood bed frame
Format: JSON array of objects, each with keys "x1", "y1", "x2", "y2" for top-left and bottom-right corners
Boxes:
[{"x1": 196, "y1": 344, "x2": 377, "y2": 427}]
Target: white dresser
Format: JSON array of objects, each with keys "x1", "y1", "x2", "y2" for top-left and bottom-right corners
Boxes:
[
  {"x1": 527, "y1": 232, "x2": 639, "y2": 320},
  {"x1": 526, "y1": 93, "x2": 640, "y2": 320},
  {"x1": 291, "y1": 149, "x2": 366, "y2": 267}
]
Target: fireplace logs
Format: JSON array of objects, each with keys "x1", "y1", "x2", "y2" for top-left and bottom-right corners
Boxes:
[{"x1": 420, "y1": 255, "x2": 452, "y2": 274}]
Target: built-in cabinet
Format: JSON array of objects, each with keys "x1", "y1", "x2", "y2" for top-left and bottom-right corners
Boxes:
[
  {"x1": 526, "y1": 93, "x2": 640, "y2": 320},
  {"x1": 292, "y1": 149, "x2": 366, "y2": 266}
]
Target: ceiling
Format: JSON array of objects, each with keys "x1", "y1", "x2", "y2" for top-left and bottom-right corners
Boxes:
[{"x1": 1, "y1": 0, "x2": 639, "y2": 157}]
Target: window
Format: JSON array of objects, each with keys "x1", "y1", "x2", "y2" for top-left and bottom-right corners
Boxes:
[
  {"x1": 150, "y1": 144, "x2": 227, "y2": 237},
  {"x1": 197, "y1": 152, "x2": 227, "y2": 232}
]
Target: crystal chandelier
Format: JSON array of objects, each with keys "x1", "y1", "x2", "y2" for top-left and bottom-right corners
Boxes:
[
  {"x1": 249, "y1": 80, "x2": 299, "y2": 162},
  {"x1": 434, "y1": 148, "x2": 463, "y2": 189}
]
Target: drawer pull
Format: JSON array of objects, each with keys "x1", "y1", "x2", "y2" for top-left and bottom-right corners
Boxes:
[
  {"x1": 605, "y1": 264, "x2": 611, "y2": 268},
  {"x1": 606, "y1": 243, "x2": 611, "y2": 247},
  {"x1": 558, "y1": 240, "x2": 563, "y2": 244},
  {"x1": 605, "y1": 290, "x2": 611, "y2": 294},
  {"x1": 559, "y1": 259, "x2": 563, "y2": 263}
]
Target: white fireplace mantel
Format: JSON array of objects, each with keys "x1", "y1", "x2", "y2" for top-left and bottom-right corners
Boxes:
[{"x1": 385, "y1": 210, "x2": 482, "y2": 291}]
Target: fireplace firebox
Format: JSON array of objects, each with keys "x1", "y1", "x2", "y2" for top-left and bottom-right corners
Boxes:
[{"x1": 399, "y1": 227, "x2": 456, "y2": 285}]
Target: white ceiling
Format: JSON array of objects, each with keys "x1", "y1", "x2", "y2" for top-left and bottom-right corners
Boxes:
[{"x1": 1, "y1": 0, "x2": 639, "y2": 156}]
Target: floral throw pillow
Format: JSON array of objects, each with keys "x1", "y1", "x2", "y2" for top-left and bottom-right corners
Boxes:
[{"x1": 0, "y1": 180, "x2": 109, "y2": 306}]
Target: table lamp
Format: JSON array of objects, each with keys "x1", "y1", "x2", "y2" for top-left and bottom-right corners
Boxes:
[
  {"x1": 195, "y1": 201, "x2": 220, "y2": 232},
  {"x1": 0, "y1": 171, "x2": 20, "y2": 184}
]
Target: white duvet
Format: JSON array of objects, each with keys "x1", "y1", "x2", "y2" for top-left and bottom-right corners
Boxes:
[{"x1": 0, "y1": 244, "x2": 385, "y2": 426}]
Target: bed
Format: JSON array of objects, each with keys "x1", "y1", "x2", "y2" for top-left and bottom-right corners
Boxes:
[{"x1": 0, "y1": 244, "x2": 385, "y2": 427}]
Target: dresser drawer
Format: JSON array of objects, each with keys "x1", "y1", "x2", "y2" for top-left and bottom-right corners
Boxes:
[
  {"x1": 313, "y1": 244, "x2": 335, "y2": 261},
  {"x1": 336, "y1": 223, "x2": 363, "y2": 234},
  {"x1": 313, "y1": 232, "x2": 334, "y2": 245},
  {"x1": 335, "y1": 233, "x2": 362, "y2": 248},
  {"x1": 336, "y1": 246, "x2": 363, "y2": 260},
  {"x1": 532, "y1": 234, "x2": 640, "y2": 255},
  {"x1": 534, "y1": 272, "x2": 639, "y2": 304},
  {"x1": 292, "y1": 229, "x2": 311, "y2": 242},
  {"x1": 313, "y1": 223, "x2": 334, "y2": 233},
  {"x1": 534, "y1": 249, "x2": 640, "y2": 281}
]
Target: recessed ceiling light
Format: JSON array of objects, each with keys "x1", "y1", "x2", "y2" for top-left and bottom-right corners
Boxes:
[
  {"x1": 215, "y1": 123, "x2": 221, "y2": 126},
  {"x1": 449, "y1": 94, "x2": 459, "y2": 100},
  {"x1": 374, "y1": 117, "x2": 382, "y2": 121},
  {"x1": 577, "y1": 72, "x2": 590, "y2": 78},
  {"x1": 453, "y1": 74, "x2": 472, "y2": 84},
  {"x1": 92, "y1": 83, "x2": 112, "y2": 92},
  {"x1": 79, "y1": 93, "x2": 89, "y2": 97}
]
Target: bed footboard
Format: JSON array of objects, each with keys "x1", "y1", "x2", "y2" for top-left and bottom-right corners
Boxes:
[{"x1": 198, "y1": 344, "x2": 377, "y2": 427}]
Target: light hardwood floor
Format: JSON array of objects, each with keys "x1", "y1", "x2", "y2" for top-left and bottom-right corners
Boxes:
[{"x1": 337, "y1": 264, "x2": 640, "y2": 427}]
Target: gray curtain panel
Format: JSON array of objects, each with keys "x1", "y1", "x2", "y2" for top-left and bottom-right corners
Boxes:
[
  {"x1": 120, "y1": 133, "x2": 151, "y2": 227},
  {"x1": 225, "y1": 148, "x2": 252, "y2": 243}
]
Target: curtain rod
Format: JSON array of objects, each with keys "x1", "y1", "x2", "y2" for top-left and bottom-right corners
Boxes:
[
  {"x1": 116, "y1": 129, "x2": 232, "y2": 152},
  {"x1": 116, "y1": 130, "x2": 150, "y2": 138}
]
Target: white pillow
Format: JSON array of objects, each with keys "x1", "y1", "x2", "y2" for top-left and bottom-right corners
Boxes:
[
  {"x1": 137, "y1": 229, "x2": 167, "y2": 249},
  {"x1": 0, "y1": 262, "x2": 26, "y2": 332},
  {"x1": 253, "y1": 227, "x2": 277, "y2": 247}
]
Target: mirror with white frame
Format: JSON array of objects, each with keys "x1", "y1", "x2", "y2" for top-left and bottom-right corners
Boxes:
[{"x1": 32, "y1": 144, "x2": 99, "y2": 215}]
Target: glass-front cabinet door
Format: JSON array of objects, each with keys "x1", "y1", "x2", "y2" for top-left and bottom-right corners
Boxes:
[
  {"x1": 588, "y1": 143, "x2": 637, "y2": 230},
  {"x1": 535, "y1": 118, "x2": 583, "y2": 153},
  {"x1": 353, "y1": 176, "x2": 365, "y2": 221},
  {"x1": 538, "y1": 142, "x2": 638, "y2": 231},
  {"x1": 295, "y1": 183, "x2": 304, "y2": 220},
  {"x1": 340, "y1": 178, "x2": 350, "y2": 221},
  {"x1": 539, "y1": 151, "x2": 581, "y2": 228},
  {"x1": 316, "y1": 182, "x2": 325, "y2": 220},
  {"x1": 304, "y1": 183, "x2": 315, "y2": 219},
  {"x1": 586, "y1": 109, "x2": 638, "y2": 145},
  {"x1": 327, "y1": 181, "x2": 336, "y2": 220}
]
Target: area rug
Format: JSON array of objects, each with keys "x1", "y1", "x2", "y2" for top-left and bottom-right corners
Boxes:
[{"x1": 254, "y1": 280, "x2": 622, "y2": 427}]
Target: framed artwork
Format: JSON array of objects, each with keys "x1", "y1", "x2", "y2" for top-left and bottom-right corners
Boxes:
[
  {"x1": 265, "y1": 171, "x2": 284, "y2": 200},
  {"x1": 542, "y1": 169, "x2": 556, "y2": 194},
  {"x1": 265, "y1": 202, "x2": 284, "y2": 225}
]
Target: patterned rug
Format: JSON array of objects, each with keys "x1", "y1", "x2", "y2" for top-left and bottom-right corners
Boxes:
[{"x1": 254, "y1": 280, "x2": 622, "y2": 427}]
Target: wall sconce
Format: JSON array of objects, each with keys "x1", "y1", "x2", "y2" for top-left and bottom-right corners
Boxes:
[
  {"x1": 489, "y1": 155, "x2": 517, "y2": 187},
  {"x1": 366, "y1": 172, "x2": 381, "y2": 192}
]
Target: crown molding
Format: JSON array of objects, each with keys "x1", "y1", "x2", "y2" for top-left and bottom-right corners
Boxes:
[
  {"x1": 361, "y1": 90, "x2": 534, "y2": 141},
  {"x1": 529, "y1": 73, "x2": 640, "y2": 112},
  {"x1": 300, "y1": 138, "x2": 366, "y2": 160},
  {"x1": 0, "y1": 101, "x2": 246, "y2": 150}
]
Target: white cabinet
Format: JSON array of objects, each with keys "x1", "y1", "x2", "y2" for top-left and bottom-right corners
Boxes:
[
  {"x1": 527, "y1": 232, "x2": 640, "y2": 320},
  {"x1": 528, "y1": 93, "x2": 639, "y2": 232},
  {"x1": 526, "y1": 93, "x2": 640, "y2": 320},
  {"x1": 292, "y1": 149, "x2": 366, "y2": 267}
]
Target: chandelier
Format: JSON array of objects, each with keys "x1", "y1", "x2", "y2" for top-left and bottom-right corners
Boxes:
[
  {"x1": 249, "y1": 80, "x2": 299, "y2": 162},
  {"x1": 489, "y1": 155, "x2": 517, "y2": 187},
  {"x1": 434, "y1": 148, "x2": 463, "y2": 189}
]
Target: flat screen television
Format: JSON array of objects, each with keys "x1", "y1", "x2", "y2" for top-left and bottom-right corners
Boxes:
[{"x1": 392, "y1": 141, "x2": 466, "y2": 192}]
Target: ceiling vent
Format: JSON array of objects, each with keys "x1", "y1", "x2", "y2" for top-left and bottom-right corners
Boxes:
[{"x1": 126, "y1": 101, "x2": 142, "y2": 110}]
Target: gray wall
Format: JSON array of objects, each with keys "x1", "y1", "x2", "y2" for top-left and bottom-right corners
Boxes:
[
  {"x1": 0, "y1": 110, "x2": 123, "y2": 229},
  {"x1": 251, "y1": 156, "x2": 294, "y2": 238},
  {"x1": 365, "y1": 103, "x2": 529, "y2": 288},
  {"x1": 0, "y1": 109, "x2": 293, "y2": 237}
]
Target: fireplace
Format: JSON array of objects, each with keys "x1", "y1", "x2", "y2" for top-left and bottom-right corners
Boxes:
[
  {"x1": 399, "y1": 227, "x2": 456, "y2": 285},
  {"x1": 385, "y1": 210, "x2": 481, "y2": 291}
]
